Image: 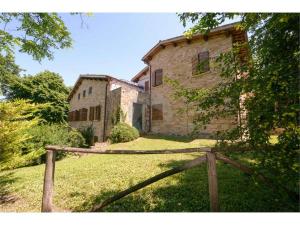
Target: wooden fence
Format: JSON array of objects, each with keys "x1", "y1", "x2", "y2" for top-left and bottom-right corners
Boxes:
[{"x1": 41, "y1": 145, "x2": 272, "y2": 212}]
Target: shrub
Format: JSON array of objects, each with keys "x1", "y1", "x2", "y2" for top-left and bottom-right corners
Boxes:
[
  {"x1": 0, "y1": 124, "x2": 86, "y2": 171},
  {"x1": 109, "y1": 123, "x2": 139, "y2": 143},
  {"x1": 79, "y1": 124, "x2": 95, "y2": 146}
]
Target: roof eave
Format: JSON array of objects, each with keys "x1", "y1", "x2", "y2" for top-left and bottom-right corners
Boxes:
[{"x1": 142, "y1": 22, "x2": 241, "y2": 63}]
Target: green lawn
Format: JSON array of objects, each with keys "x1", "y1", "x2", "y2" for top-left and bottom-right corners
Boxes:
[{"x1": 0, "y1": 135, "x2": 297, "y2": 212}]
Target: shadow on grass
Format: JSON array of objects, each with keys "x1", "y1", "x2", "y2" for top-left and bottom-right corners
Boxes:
[
  {"x1": 73, "y1": 158, "x2": 299, "y2": 212},
  {"x1": 0, "y1": 172, "x2": 19, "y2": 205},
  {"x1": 140, "y1": 134, "x2": 208, "y2": 143}
]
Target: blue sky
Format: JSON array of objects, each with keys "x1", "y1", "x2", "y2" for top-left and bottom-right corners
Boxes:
[{"x1": 14, "y1": 13, "x2": 190, "y2": 87}]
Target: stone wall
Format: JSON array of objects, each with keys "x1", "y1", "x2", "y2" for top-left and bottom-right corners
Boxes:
[
  {"x1": 109, "y1": 79, "x2": 150, "y2": 133},
  {"x1": 149, "y1": 33, "x2": 237, "y2": 136},
  {"x1": 105, "y1": 87, "x2": 121, "y2": 139},
  {"x1": 69, "y1": 79, "x2": 108, "y2": 141}
]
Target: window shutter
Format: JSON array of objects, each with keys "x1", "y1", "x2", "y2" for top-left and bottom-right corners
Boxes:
[
  {"x1": 75, "y1": 110, "x2": 80, "y2": 121},
  {"x1": 152, "y1": 69, "x2": 163, "y2": 86},
  {"x1": 145, "y1": 81, "x2": 149, "y2": 92},
  {"x1": 151, "y1": 71, "x2": 156, "y2": 87},
  {"x1": 79, "y1": 109, "x2": 83, "y2": 121},
  {"x1": 198, "y1": 51, "x2": 210, "y2": 73},
  {"x1": 89, "y1": 107, "x2": 94, "y2": 121},
  {"x1": 192, "y1": 54, "x2": 199, "y2": 76},
  {"x1": 152, "y1": 104, "x2": 163, "y2": 120},
  {"x1": 82, "y1": 108, "x2": 88, "y2": 121},
  {"x1": 68, "y1": 111, "x2": 72, "y2": 121},
  {"x1": 95, "y1": 105, "x2": 101, "y2": 121},
  {"x1": 155, "y1": 69, "x2": 163, "y2": 86}
]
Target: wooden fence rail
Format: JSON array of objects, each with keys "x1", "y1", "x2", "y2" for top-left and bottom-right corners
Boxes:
[{"x1": 41, "y1": 145, "x2": 288, "y2": 212}]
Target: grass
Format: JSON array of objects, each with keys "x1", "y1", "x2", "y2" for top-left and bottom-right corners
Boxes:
[
  {"x1": 0, "y1": 135, "x2": 297, "y2": 212},
  {"x1": 107, "y1": 134, "x2": 216, "y2": 150}
]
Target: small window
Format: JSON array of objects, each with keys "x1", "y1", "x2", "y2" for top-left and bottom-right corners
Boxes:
[
  {"x1": 83, "y1": 90, "x2": 86, "y2": 98},
  {"x1": 88, "y1": 86, "x2": 92, "y2": 95},
  {"x1": 152, "y1": 69, "x2": 163, "y2": 87},
  {"x1": 95, "y1": 105, "x2": 101, "y2": 121},
  {"x1": 94, "y1": 136, "x2": 98, "y2": 143},
  {"x1": 152, "y1": 104, "x2": 163, "y2": 120},
  {"x1": 89, "y1": 106, "x2": 95, "y2": 121},
  {"x1": 145, "y1": 81, "x2": 149, "y2": 92},
  {"x1": 192, "y1": 51, "x2": 210, "y2": 75},
  {"x1": 78, "y1": 93, "x2": 80, "y2": 100}
]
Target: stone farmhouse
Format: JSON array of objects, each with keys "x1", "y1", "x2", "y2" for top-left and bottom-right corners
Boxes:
[{"x1": 67, "y1": 22, "x2": 247, "y2": 142}]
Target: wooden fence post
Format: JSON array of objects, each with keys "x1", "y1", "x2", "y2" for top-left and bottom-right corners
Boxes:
[
  {"x1": 207, "y1": 152, "x2": 219, "y2": 212},
  {"x1": 41, "y1": 150, "x2": 56, "y2": 212}
]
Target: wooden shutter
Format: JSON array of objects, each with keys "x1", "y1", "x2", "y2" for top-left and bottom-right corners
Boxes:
[
  {"x1": 155, "y1": 69, "x2": 163, "y2": 86},
  {"x1": 95, "y1": 105, "x2": 101, "y2": 121},
  {"x1": 68, "y1": 111, "x2": 72, "y2": 121},
  {"x1": 151, "y1": 71, "x2": 156, "y2": 87},
  {"x1": 145, "y1": 81, "x2": 149, "y2": 92},
  {"x1": 192, "y1": 54, "x2": 199, "y2": 76},
  {"x1": 79, "y1": 109, "x2": 82, "y2": 121},
  {"x1": 82, "y1": 108, "x2": 88, "y2": 121},
  {"x1": 152, "y1": 104, "x2": 163, "y2": 120},
  {"x1": 152, "y1": 69, "x2": 163, "y2": 87},
  {"x1": 75, "y1": 110, "x2": 80, "y2": 121},
  {"x1": 89, "y1": 106, "x2": 94, "y2": 121},
  {"x1": 198, "y1": 51, "x2": 210, "y2": 73}
]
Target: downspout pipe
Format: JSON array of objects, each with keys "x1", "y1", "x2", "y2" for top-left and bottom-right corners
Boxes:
[
  {"x1": 102, "y1": 79, "x2": 109, "y2": 142},
  {"x1": 147, "y1": 62, "x2": 152, "y2": 132}
]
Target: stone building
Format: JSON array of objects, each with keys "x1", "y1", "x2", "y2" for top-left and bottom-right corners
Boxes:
[
  {"x1": 68, "y1": 75, "x2": 149, "y2": 142},
  {"x1": 68, "y1": 22, "x2": 247, "y2": 142}
]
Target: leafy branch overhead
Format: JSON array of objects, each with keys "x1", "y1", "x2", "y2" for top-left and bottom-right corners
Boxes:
[{"x1": 0, "y1": 13, "x2": 72, "y2": 61}]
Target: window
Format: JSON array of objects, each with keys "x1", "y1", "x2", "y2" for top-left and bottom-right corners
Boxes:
[
  {"x1": 192, "y1": 51, "x2": 210, "y2": 75},
  {"x1": 95, "y1": 105, "x2": 101, "y2": 121},
  {"x1": 89, "y1": 106, "x2": 95, "y2": 121},
  {"x1": 145, "y1": 81, "x2": 149, "y2": 92},
  {"x1": 152, "y1": 104, "x2": 163, "y2": 120},
  {"x1": 83, "y1": 90, "x2": 86, "y2": 98},
  {"x1": 78, "y1": 93, "x2": 80, "y2": 100},
  {"x1": 81, "y1": 108, "x2": 88, "y2": 121},
  {"x1": 152, "y1": 69, "x2": 163, "y2": 87},
  {"x1": 88, "y1": 86, "x2": 92, "y2": 95}
]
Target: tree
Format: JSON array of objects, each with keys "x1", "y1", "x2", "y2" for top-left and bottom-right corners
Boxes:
[
  {"x1": 0, "y1": 13, "x2": 72, "y2": 95},
  {"x1": 0, "y1": 99, "x2": 41, "y2": 163},
  {"x1": 173, "y1": 13, "x2": 299, "y2": 193},
  {"x1": 3, "y1": 70, "x2": 70, "y2": 123},
  {"x1": 0, "y1": 13, "x2": 72, "y2": 61}
]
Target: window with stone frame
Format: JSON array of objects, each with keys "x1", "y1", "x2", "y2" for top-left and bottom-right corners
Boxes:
[
  {"x1": 152, "y1": 104, "x2": 163, "y2": 120},
  {"x1": 95, "y1": 105, "x2": 101, "y2": 121},
  {"x1": 89, "y1": 106, "x2": 95, "y2": 121},
  {"x1": 83, "y1": 90, "x2": 86, "y2": 98},
  {"x1": 192, "y1": 51, "x2": 210, "y2": 76},
  {"x1": 78, "y1": 93, "x2": 80, "y2": 100},
  {"x1": 152, "y1": 69, "x2": 163, "y2": 87}
]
